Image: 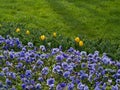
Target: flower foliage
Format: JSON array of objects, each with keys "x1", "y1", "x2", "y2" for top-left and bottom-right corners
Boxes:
[{"x1": 0, "y1": 35, "x2": 120, "y2": 90}]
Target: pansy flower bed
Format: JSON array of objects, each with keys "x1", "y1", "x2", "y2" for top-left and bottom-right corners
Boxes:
[{"x1": 0, "y1": 35, "x2": 120, "y2": 90}]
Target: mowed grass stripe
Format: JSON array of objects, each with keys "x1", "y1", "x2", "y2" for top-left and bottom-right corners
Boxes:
[
  {"x1": 66, "y1": 0, "x2": 109, "y2": 38},
  {"x1": 0, "y1": 0, "x2": 70, "y2": 35},
  {"x1": 46, "y1": 0, "x2": 97, "y2": 38},
  {"x1": 59, "y1": 0, "x2": 109, "y2": 38},
  {"x1": 60, "y1": 0, "x2": 105, "y2": 38},
  {"x1": 66, "y1": 0, "x2": 120, "y2": 40},
  {"x1": 46, "y1": 0, "x2": 120, "y2": 39},
  {"x1": 0, "y1": 0, "x2": 119, "y2": 40}
]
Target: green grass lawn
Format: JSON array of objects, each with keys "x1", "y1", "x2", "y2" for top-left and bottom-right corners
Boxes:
[{"x1": 0, "y1": 0, "x2": 120, "y2": 40}]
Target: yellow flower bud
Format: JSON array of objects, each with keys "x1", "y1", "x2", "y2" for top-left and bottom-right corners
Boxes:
[
  {"x1": 26, "y1": 30, "x2": 30, "y2": 35},
  {"x1": 53, "y1": 32, "x2": 56, "y2": 37},
  {"x1": 79, "y1": 41, "x2": 84, "y2": 47},
  {"x1": 16, "y1": 28, "x2": 20, "y2": 33},
  {"x1": 40, "y1": 35, "x2": 46, "y2": 41},
  {"x1": 75, "y1": 37, "x2": 80, "y2": 43}
]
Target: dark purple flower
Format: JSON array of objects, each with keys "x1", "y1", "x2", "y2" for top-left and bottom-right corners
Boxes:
[
  {"x1": 75, "y1": 79, "x2": 80, "y2": 84},
  {"x1": 70, "y1": 76, "x2": 76, "y2": 83},
  {"x1": 88, "y1": 74, "x2": 93, "y2": 82},
  {"x1": 3, "y1": 85, "x2": 8, "y2": 89},
  {"x1": 66, "y1": 58, "x2": 72, "y2": 63},
  {"x1": 41, "y1": 67, "x2": 49, "y2": 75},
  {"x1": 21, "y1": 83, "x2": 26, "y2": 89},
  {"x1": 35, "y1": 83, "x2": 41, "y2": 89},
  {"x1": 0, "y1": 72, "x2": 5, "y2": 77},
  {"x1": 17, "y1": 44, "x2": 23, "y2": 48},
  {"x1": 68, "y1": 83, "x2": 74, "y2": 90},
  {"x1": 21, "y1": 78, "x2": 27, "y2": 83},
  {"x1": 11, "y1": 72, "x2": 16, "y2": 79},
  {"x1": 6, "y1": 78, "x2": 11, "y2": 85},
  {"x1": 88, "y1": 64, "x2": 96, "y2": 70},
  {"x1": 116, "y1": 62, "x2": 120, "y2": 68},
  {"x1": 22, "y1": 78, "x2": 30, "y2": 84},
  {"x1": 9, "y1": 52, "x2": 15, "y2": 59},
  {"x1": 17, "y1": 62, "x2": 23, "y2": 68},
  {"x1": 30, "y1": 79, "x2": 35, "y2": 85},
  {"x1": 113, "y1": 73, "x2": 120, "y2": 79},
  {"x1": 69, "y1": 62, "x2": 76, "y2": 68},
  {"x1": 53, "y1": 65, "x2": 61, "y2": 73},
  {"x1": 102, "y1": 83, "x2": 107, "y2": 90},
  {"x1": 74, "y1": 50, "x2": 80, "y2": 55},
  {"x1": 80, "y1": 51, "x2": 87, "y2": 56},
  {"x1": 67, "y1": 47, "x2": 74, "y2": 53},
  {"x1": 81, "y1": 63, "x2": 86, "y2": 68},
  {"x1": 56, "y1": 84, "x2": 63, "y2": 90},
  {"x1": 40, "y1": 54, "x2": 46, "y2": 59},
  {"x1": 22, "y1": 46, "x2": 27, "y2": 51},
  {"x1": 77, "y1": 83, "x2": 85, "y2": 90},
  {"x1": 19, "y1": 51, "x2": 25, "y2": 57},
  {"x1": 40, "y1": 45, "x2": 46, "y2": 52},
  {"x1": 2, "y1": 67, "x2": 9, "y2": 72},
  {"x1": 94, "y1": 51, "x2": 99, "y2": 57},
  {"x1": 101, "y1": 70, "x2": 106, "y2": 76},
  {"x1": 2, "y1": 46, "x2": 8, "y2": 50},
  {"x1": 38, "y1": 77, "x2": 44, "y2": 82},
  {"x1": 5, "y1": 39, "x2": 10, "y2": 45},
  {"x1": 36, "y1": 59, "x2": 43, "y2": 66},
  {"x1": 20, "y1": 74, "x2": 25, "y2": 78},
  {"x1": 47, "y1": 78, "x2": 55, "y2": 88},
  {"x1": 116, "y1": 79, "x2": 120, "y2": 84},
  {"x1": 63, "y1": 71, "x2": 70, "y2": 78},
  {"x1": 67, "y1": 65, "x2": 73, "y2": 71},
  {"x1": 88, "y1": 54, "x2": 93, "y2": 58},
  {"x1": 117, "y1": 69, "x2": 120, "y2": 74},
  {"x1": 15, "y1": 38, "x2": 20, "y2": 45},
  {"x1": 96, "y1": 57, "x2": 101, "y2": 61},
  {"x1": 56, "y1": 83, "x2": 66, "y2": 90},
  {"x1": 51, "y1": 48, "x2": 59, "y2": 55},
  {"x1": 62, "y1": 53, "x2": 69, "y2": 58},
  {"x1": 57, "y1": 70, "x2": 63, "y2": 75},
  {"x1": 62, "y1": 62, "x2": 68, "y2": 70},
  {"x1": 80, "y1": 73, "x2": 88, "y2": 80},
  {"x1": 28, "y1": 42, "x2": 33, "y2": 48},
  {"x1": 78, "y1": 70, "x2": 85, "y2": 76},
  {"x1": 29, "y1": 85, "x2": 35, "y2": 90},
  {"x1": 89, "y1": 70, "x2": 95, "y2": 75},
  {"x1": 0, "y1": 82, "x2": 3, "y2": 88},
  {"x1": 56, "y1": 55, "x2": 64, "y2": 62},
  {"x1": 102, "y1": 56, "x2": 111, "y2": 65},
  {"x1": 25, "y1": 70, "x2": 32, "y2": 78},
  {"x1": 60, "y1": 82, "x2": 67, "y2": 87},
  {"x1": 6, "y1": 61, "x2": 12, "y2": 66},
  {"x1": 98, "y1": 66, "x2": 103, "y2": 71}
]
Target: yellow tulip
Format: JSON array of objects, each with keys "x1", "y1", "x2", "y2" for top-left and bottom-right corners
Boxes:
[
  {"x1": 16, "y1": 28, "x2": 20, "y2": 33},
  {"x1": 40, "y1": 35, "x2": 46, "y2": 41},
  {"x1": 26, "y1": 30, "x2": 30, "y2": 35},
  {"x1": 75, "y1": 37, "x2": 80, "y2": 43},
  {"x1": 79, "y1": 41, "x2": 84, "y2": 47},
  {"x1": 53, "y1": 32, "x2": 56, "y2": 37}
]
